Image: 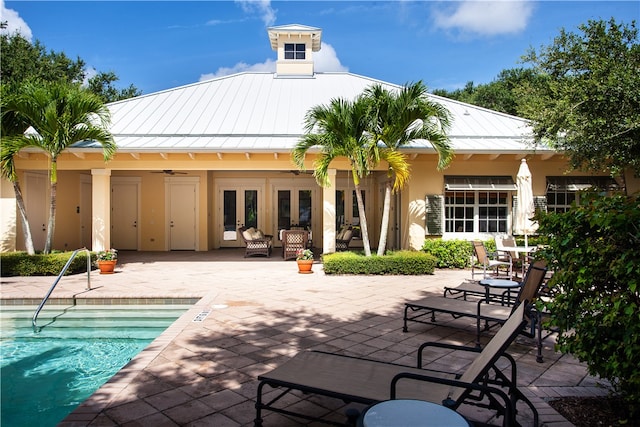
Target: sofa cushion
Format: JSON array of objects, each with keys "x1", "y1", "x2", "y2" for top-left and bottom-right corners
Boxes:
[{"x1": 243, "y1": 227, "x2": 255, "y2": 241}]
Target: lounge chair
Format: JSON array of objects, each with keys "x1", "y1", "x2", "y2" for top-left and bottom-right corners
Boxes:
[
  {"x1": 443, "y1": 280, "x2": 518, "y2": 306},
  {"x1": 238, "y1": 226, "x2": 273, "y2": 258},
  {"x1": 404, "y1": 261, "x2": 547, "y2": 353},
  {"x1": 472, "y1": 241, "x2": 512, "y2": 279},
  {"x1": 282, "y1": 229, "x2": 309, "y2": 260},
  {"x1": 255, "y1": 302, "x2": 538, "y2": 427}
]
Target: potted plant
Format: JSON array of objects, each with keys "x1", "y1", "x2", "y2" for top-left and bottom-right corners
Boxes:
[
  {"x1": 96, "y1": 248, "x2": 118, "y2": 274},
  {"x1": 296, "y1": 248, "x2": 314, "y2": 274}
]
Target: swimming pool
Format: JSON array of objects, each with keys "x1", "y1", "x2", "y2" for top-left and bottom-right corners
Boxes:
[{"x1": 0, "y1": 305, "x2": 189, "y2": 427}]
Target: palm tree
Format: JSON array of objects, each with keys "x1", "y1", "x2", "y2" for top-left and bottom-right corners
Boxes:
[
  {"x1": 292, "y1": 95, "x2": 375, "y2": 256},
  {"x1": 4, "y1": 81, "x2": 116, "y2": 253},
  {"x1": 364, "y1": 82, "x2": 453, "y2": 256},
  {"x1": 1, "y1": 87, "x2": 35, "y2": 254}
]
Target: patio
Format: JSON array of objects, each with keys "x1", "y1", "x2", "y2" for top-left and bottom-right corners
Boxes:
[{"x1": 0, "y1": 250, "x2": 610, "y2": 426}]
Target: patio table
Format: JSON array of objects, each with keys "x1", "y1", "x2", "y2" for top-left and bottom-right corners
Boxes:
[{"x1": 358, "y1": 399, "x2": 470, "y2": 427}]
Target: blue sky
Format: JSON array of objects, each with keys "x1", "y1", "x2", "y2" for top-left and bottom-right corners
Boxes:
[{"x1": 2, "y1": 1, "x2": 638, "y2": 95}]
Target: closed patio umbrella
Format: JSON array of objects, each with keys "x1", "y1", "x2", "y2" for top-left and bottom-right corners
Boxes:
[{"x1": 514, "y1": 159, "x2": 537, "y2": 248}]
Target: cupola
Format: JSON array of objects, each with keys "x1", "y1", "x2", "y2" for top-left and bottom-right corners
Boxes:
[{"x1": 267, "y1": 24, "x2": 322, "y2": 77}]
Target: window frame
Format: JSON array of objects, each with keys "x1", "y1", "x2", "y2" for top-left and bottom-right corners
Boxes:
[
  {"x1": 284, "y1": 43, "x2": 306, "y2": 60},
  {"x1": 444, "y1": 190, "x2": 510, "y2": 235}
]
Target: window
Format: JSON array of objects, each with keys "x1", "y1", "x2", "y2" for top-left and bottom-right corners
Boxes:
[
  {"x1": 478, "y1": 192, "x2": 508, "y2": 233},
  {"x1": 284, "y1": 43, "x2": 305, "y2": 60},
  {"x1": 445, "y1": 191, "x2": 508, "y2": 233},
  {"x1": 444, "y1": 191, "x2": 474, "y2": 233},
  {"x1": 443, "y1": 176, "x2": 513, "y2": 234},
  {"x1": 546, "y1": 176, "x2": 618, "y2": 213}
]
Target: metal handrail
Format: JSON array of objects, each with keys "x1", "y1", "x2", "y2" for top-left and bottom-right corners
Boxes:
[{"x1": 32, "y1": 248, "x2": 92, "y2": 332}]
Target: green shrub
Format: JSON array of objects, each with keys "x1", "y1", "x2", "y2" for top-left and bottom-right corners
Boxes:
[
  {"x1": 536, "y1": 193, "x2": 640, "y2": 417},
  {"x1": 322, "y1": 251, "x2": 436, "y2": 275},
  {"x1": 421, "y1": 239, "x2": 473, "y2": 268},
  {"x1": 0, "y1": 251, "x2": 93, "y2": 276}
]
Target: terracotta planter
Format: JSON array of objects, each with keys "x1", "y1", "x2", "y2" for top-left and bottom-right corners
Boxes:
[
  {"x1": 97, "y1": 260, "x2": 117, "y2": 274},
  {"x1": 296, "y1": 259, "x2": 313, "y2": 274}
]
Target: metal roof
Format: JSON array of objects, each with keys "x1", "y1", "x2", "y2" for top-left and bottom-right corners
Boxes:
[{"x1": 103, "y1": 71, "x2": 547, "y2": 154}]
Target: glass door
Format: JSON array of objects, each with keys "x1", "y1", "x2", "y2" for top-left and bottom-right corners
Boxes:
[
  {"x1": 336, "y1": 188, "x2": 366, "y2": 246},
  {"x1": 274, "y1": 187, "x2": 315, "y2": 244},
  {"x1": 219, "y1": 187, "x2": 261, "y2": 247}
]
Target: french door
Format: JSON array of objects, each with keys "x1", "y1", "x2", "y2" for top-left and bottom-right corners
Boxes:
[
  {"x1": 273, "y1": 187, "x2": 316, "y2": 244},
  {"x1": 218, "y1": 183, "x2": 264, "y2": 248}
]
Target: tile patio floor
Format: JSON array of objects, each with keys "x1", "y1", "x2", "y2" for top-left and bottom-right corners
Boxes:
[{"x1": 0, "y1": 250, "x2": 611, "y2": 426}]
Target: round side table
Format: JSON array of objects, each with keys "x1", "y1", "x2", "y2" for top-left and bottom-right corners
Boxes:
[
  {"x1": 359, "y1": 399, "x2": 470, "y2": 427},
  {"x1": 479, "y1": 278, "x2": 522, "y2": 303}
]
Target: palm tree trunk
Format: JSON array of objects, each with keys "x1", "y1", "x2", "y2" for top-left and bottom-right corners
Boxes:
[
  {"x1": 44, "y1": 162, "x2": 57, "y2": 254},
  {"x1": 354, "y1": 185, "x2": 371, "y2": 256},
  {"x1": 377, "y1": 181, "x2": 392, "y2": 256},
  {"x1": 13, "y1": 181, "x2": 35, "y2": 255}
]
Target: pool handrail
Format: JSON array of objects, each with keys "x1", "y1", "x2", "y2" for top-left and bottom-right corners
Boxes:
[{"x1": 32, "y1": 248, "x2": 92, "y2": 332}]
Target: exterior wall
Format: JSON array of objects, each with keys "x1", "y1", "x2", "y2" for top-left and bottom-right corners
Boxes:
[
  {"x1": 275, "y1": 33, "x2": 315, "y2": 76},
  {"x1": 625, "y1": 170, "x2": 640, "y2": 195},
  {"x1": 401, "y1": 153, "x2": 616, "y2": 250},
  {"x1": 0, "y1": 178, "x2": 17, "y2": 252},
  {"x1": 3, "y1": 149, "x2": 625, "y2": 254}
]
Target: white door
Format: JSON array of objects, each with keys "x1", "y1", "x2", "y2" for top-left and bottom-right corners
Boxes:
[
  {"x1": 24, "y1": 172, "x2": 48, "y2": 251},
  {"x1": 218, "y1": 185, "x2": 263, "y2": 248},
  {"x1": 111, "y1": 180, "x2": 139, "y2": 250},
  {"x1": 168, "y1": 181, "x2": 197, "y2": 250},
  {"x1": 80, "y1": 177, "x2": 92, "y2": 248}
]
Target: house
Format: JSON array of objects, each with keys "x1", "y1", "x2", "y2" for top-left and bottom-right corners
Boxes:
[{"x1": 1, "y1": 24, "x2": 634, "y2": 254}]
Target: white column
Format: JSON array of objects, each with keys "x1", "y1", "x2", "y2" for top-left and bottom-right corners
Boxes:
[
  {"x1": 91, "y1": 169, "x2": 111, "y2": 251},
  {"x1": 323, "y1": 169, "x2": 337, "y2": 254}
]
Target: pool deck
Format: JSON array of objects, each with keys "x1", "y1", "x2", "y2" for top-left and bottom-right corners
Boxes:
[{"x1": 1, "y1": 250, "x2": 611, "y2": 426}]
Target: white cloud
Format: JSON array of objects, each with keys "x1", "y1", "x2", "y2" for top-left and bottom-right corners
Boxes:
[
  {"x1": 314, "y1": 42, "x2": 348, "y2": 73},
  {"x1": 200, "y1": 42, "x2": 347, "y2": 80},
  {"x1": 234, "y1": 0, "x2": 276, "y2": 27},
  {"x1": 0, "y1": 0, "x2": 33, "y2": 41},
  {"x1": 433, "y1": 1, "x2": 534, "y2": 36},
  {"x1": 199, "y1": 59, "x2": 276, "y2": 81}
]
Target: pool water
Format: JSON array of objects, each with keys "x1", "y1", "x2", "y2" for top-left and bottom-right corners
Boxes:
[{"x1": 0, "y1": 305, "x2": 189, "y2": 427}]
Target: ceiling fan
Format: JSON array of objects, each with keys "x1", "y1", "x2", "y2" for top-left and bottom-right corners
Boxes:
[{"x1": 151, "y1": 170, "x2": 187, "y2": 175}]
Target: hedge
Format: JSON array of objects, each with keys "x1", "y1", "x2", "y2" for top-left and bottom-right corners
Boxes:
[{"x1": 322, "y1": 251, "x2": 436, "y2": 275}]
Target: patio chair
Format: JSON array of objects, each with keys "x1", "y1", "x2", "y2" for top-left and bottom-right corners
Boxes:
[
  {"x1": 496, "y1": 235, "x2": 535, "y2": 280},
  {"x1": 238, "y1": 226, "x2": 273, "y2": 258},
  {"x1": 255, "y1": 302, "x2": 538, "y2": 427},
  {"x1": 404, "y1": 261, "x2": 548, "y2": 354},
  {"x1": 335, "y1": 225, "x2": 353, "y2": 251},
  {"x1": 472, "y1": 241, "x2": 512, "y2": 279},
  {"x1": 282, "y1": 229, "x2": 308, "y2": 260}
]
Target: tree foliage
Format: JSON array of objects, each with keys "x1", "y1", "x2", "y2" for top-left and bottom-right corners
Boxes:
[
  {"x1": 518, "y1": 19, "x2": 640, "y2": 177},
  {"x1": 536, "y1": 193, "x2": 640, "y2": 416},
  {"x1": 1, "y1": 33, "x2": 140, "y2": 101},
  {"x1": 364, "y1": 82, "x2": 453, "y2": 255},
  {"x1": 87, "y1": 71, "x2": 142, "y2": 103},
  {"x1": 2, "y1": 81, "x2": 116, "y2": 253},
  {"x1": 432, "y1": 68, "x2": 540, "y2": 117},
  {"x1": 293, "y1": 95, "x2": 375, "y2": 256},
  {"x1": 0, "y1": 33, "x2": 85, "y2": 87}
]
